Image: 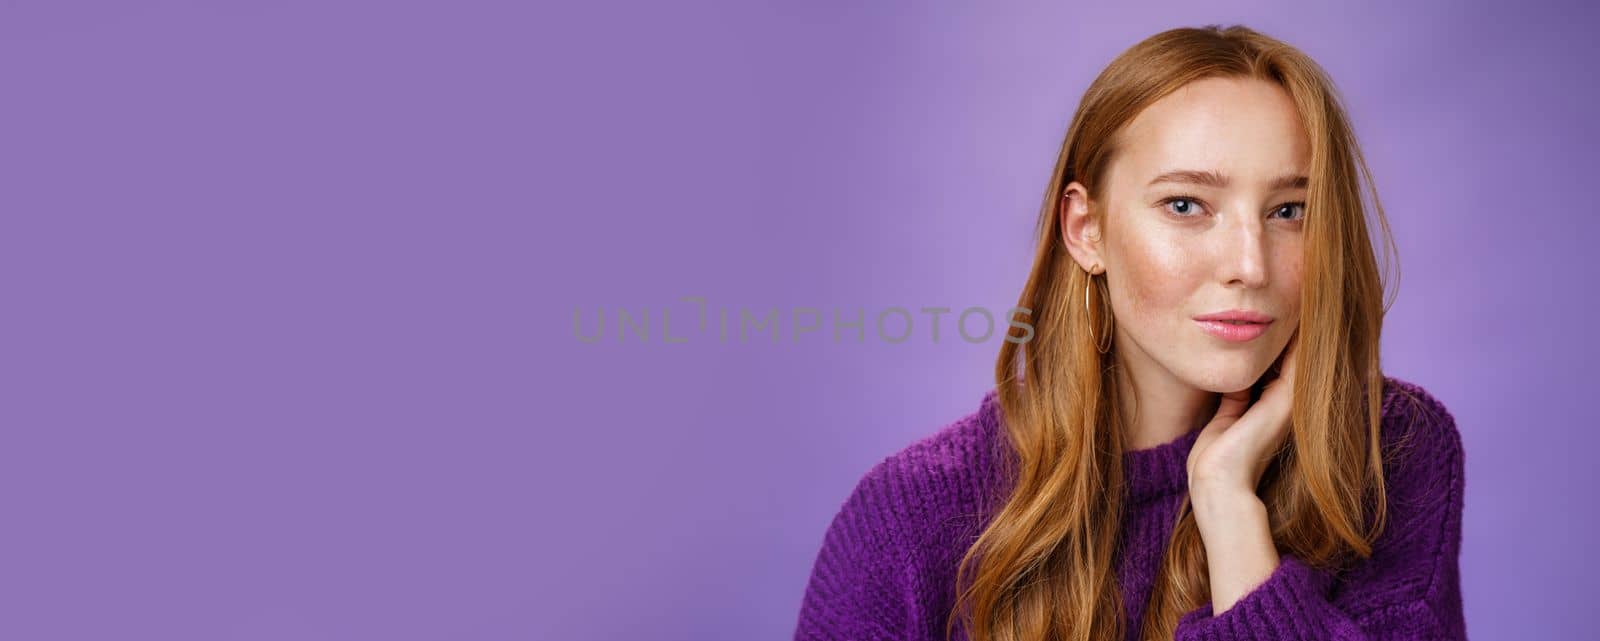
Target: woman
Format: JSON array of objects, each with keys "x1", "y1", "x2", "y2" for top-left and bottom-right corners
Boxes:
[{"x1": 793, "y1": 25, "x2": 1466, "y2": 641}]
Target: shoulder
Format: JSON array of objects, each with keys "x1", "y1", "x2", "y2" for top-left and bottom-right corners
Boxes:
[
  {"x1": 1349, "y1": 377, "x2": 1463, "y2": 578},
  {"x1": 836, "y1": 388, "x2": 1009, "y2": 554},
  {"x1": 1380, "y1": 375, "x2": 1458, "y2": 435},
  {"x1": 1327, "y1": 377, "x2": 1467, "y2": 622},
  {"x1": 1378, "y1": 375, "x2": 1465, "y2": 480},
  {"x1": 796, "y1": 389, "x2": 1006, "y2": 637},
  {"x1": 872, "y1": 388, "x2": 1006, "y2": 490}
]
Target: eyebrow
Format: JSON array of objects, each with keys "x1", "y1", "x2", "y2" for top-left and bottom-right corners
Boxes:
[{"x1": 1146, "y1": 169, "x2": 1308, "y2": 191}]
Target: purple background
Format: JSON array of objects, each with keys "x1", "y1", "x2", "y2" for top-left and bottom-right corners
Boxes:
[{"x1": 4, "y1": 1, "x2": 1595, "y2": 639}]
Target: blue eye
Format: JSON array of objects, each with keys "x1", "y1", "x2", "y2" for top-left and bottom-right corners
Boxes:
[
  {"x1": 1272, "y1": 202, "x2": 1307, "y2": 220},
  {"x1": 1160, "y1": 197, "x2": 1202, "y2": 217},
  {"x1": 1158, "y1": 196, "x2": 1307, "y2": 222}
]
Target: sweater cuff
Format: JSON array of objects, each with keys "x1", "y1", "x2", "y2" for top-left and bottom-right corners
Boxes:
[{"x1": 1174, "y1": 553, "x2": 1333, "y2": 641}]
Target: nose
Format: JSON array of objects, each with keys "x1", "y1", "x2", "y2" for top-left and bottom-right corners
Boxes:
[{"x1": 1219, "y1": 215, "x2": 1269, "y2": 289}]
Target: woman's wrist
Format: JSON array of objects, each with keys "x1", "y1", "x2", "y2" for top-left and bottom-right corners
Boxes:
[
  {"x1": 1189, "y1": 483, "x2": 1268, "y2": 536},
  {"x1": 1187, "y1": 487, "x2": 1280, "y2": 613},
  {"x1": 1189, "y1": 480, "x2": 1261, "y2": 515}
]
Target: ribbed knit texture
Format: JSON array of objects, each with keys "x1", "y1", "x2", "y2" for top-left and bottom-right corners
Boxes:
[{"x1": 793, "y1": 376, "x2": 1466, "y2": 641}]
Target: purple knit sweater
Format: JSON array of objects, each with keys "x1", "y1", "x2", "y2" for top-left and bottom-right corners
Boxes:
[{"x1": 793, "y1": 376, "x2": 1466, "y2": 641}]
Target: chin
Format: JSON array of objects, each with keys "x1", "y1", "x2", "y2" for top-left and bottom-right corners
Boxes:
[
  {"x1": 1186, "y1": 367, "x2": 1268, "y2": 394},
  {"x1": 1195, "y1": 381, "x2": 1255, "y2": 395}
]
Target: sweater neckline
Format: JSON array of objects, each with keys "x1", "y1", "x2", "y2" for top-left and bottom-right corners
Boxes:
[
  {"x1": 1121, "y1": 426, "x2": 1201, "y2": 504},
  {"x1": 978, "y1": 389, "x2": 1199, "y2": 503}
]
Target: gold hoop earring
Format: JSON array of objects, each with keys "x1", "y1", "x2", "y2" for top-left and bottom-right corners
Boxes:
[{"x1": 1085, "y1": 265, "x2": 1113, "y2": 354}]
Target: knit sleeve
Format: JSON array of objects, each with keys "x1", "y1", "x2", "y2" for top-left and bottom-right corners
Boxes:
[
  {"x1": 792, "y1": 458, "x2": 933, "y2": 641},
  {"x1": 1173, "y1": 381, "x2": 1467, "y2": 641}
]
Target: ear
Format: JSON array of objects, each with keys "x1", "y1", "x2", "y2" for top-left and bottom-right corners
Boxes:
[{"x1": 1059, "y1": 180, "x2": 1105, "y2": 272}]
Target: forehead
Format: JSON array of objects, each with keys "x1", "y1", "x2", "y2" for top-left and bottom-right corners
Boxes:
[{"x1": 1112, "y1": 76, "x2": 1310, "y2": 188}]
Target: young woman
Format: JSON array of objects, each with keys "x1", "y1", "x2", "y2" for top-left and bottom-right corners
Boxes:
[{"x1": 793, "y1": 25, "x2": 1466, "y2": 641}]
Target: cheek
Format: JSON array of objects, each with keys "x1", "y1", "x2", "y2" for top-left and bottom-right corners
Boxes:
[
  {"x1": 1110, "y1": 231, "x2": 1197, "y2": 321},
  {"x1": 1275, "y1": 239, "x2": 1305, "y2": 312}
]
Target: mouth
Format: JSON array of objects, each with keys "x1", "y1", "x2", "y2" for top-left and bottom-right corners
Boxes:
[
  {"x1": 1194, "y1": 318, "x2": 1272, "y2": 342},
  {"x1": 1193, "y1": 310, "x2": 1275, "y2": 324}
]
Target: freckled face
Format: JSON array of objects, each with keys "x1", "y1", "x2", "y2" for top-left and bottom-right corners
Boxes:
[{"x1": 1094, "y1": 76, "x2": 1308, "y2": 392}]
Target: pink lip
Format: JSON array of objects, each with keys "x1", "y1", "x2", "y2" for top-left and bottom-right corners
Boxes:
[
  {"x1": 1195, "y1": 319, "x2": 1272, "y2": 342},
  {"x1": 1193, "y1": 309, "x2": 1275, "y2": 323}
]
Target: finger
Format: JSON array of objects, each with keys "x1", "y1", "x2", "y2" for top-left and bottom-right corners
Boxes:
[
  {"x1": 1212, "y1": 388, "x2": 1252, "y2": 421},
  {"x1": 1225, "y1": 402, "x2": 1293, "y2": 464}
]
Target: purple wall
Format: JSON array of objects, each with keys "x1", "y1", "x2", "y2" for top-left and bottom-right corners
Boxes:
[{"x1": 4, "y1": 1, "x2": 1595, "y2": 639}]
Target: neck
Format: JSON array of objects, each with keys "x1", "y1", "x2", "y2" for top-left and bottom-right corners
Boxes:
[{"x1": 1113, "y1": 347, "x2": 1219, "y2": 451}]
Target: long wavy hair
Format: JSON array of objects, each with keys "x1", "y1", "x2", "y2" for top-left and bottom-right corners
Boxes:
[{"x1": 945, "y1": 25, "x2": 1400, "y2": 641}]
